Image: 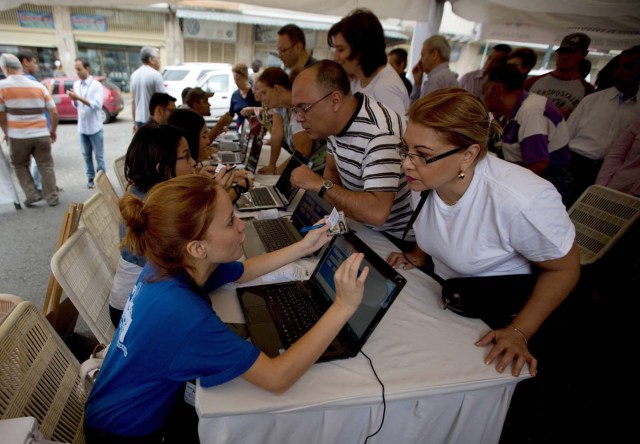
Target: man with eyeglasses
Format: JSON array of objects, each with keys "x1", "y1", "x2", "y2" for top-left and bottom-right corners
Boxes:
[
  {"x1": 290, "y1": 60, "x2": 414, "y2": 249},
  {"x1": 524, "y1": 33, "x2": 595, "y2": 119},
  {"x1": 277, "y1": 24, "x2": 316, "y2": 82},
  {"x1": 147, "y1": 92, "x2": 177, "y2": 126}
]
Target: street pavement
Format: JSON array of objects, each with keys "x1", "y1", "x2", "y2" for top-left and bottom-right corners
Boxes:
[{"x1": 0, "y1": 95, "x2": 134, "y2": 332}]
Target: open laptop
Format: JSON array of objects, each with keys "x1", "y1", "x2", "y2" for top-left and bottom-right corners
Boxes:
[
  {"x1": 237, "y1": 232, "x2": 407, "y2": 362},
  {"x1": 243, "y1": 135, "x2": 263, "y2": 174},
  {"x1": 216, "y1": 118, "x2": 249, "y2": 152},
  {"x1": 242, "y1": 190, "x2": 332, "y2": 257},
  {"x1": 235, "y1": 151, "x2": 307, "y2": 211}
]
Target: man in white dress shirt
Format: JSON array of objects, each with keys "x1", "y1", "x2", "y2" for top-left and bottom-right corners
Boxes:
[{"x1": 67, "y1": 57, "x2": 105, "y2": 189}]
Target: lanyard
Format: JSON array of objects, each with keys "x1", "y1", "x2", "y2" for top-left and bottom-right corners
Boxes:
[{"x1": 402, "y1": 189, "x2": 430, "y2": 240}]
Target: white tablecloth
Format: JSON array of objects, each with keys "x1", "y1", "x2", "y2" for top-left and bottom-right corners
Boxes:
[{"x1": 197, "y1": 220, "x2": 528, "y2": 444}]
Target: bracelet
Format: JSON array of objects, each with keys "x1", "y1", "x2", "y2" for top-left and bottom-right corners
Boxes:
[{"x1": 507, "y1": 325, "x2": 529, "y2": 345}]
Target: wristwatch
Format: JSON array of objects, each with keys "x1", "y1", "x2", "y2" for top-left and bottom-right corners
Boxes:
[{"x1": 318, "y1": 179, "x2": 333, "y2": 198}]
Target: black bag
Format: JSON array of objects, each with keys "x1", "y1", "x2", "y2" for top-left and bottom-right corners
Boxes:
[
  {"x1": 441, "y1": 273, "x2": 537, "y2": 329},
  {"x1": 400, "y1": 189, "x2": 538, "y2": 328}
]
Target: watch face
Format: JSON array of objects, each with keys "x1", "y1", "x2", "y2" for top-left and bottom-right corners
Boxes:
[{"x1": 323, "y1": 180, "x2": 333, "y2": 188}]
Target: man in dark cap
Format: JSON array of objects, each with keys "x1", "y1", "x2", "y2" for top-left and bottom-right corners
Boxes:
[
  {"x1": 184, "y1": 87, "x2": 233, "y2": 143},
  {"x1": 184, "y1": 87, "x2": 214, "y2": 117},
  {"x1": 524, "y1": 32, "x2": 595, "y2": 119}
]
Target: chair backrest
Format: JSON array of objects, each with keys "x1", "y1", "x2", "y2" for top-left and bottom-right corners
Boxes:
[
  {"x1": 95, "y1": 170, "x2": 121, "y2": 216},
  {"x1": 0, "y1": 301, "x2": 86, "y2": 443},
  {"x1": 568, "y1": 185, "x2": 640, "y2": 265},
  {"x1": 113, "y1": 154, "x2": 127, "y2": 194},
  {"x1": 0, "y1": 293, "x2": 23, "y2": 324},
  {"x1": 79, "y1": 191, "x2": 121, "y2": 272},
  {"x1": 50, "y1": 227, "x2": 116, "y2": 344}
]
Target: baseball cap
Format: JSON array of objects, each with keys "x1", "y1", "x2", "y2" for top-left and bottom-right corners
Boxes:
[
  {"x1": 185, "y1": 87, "x2": 214, "y2": 105},
  {"x1": 557, "y1": 33, "x2": 590, "y2": 53}
]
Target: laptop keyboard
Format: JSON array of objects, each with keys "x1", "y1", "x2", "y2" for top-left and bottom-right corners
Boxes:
[
  {"x1": 220, "y1": 152, "x2": 239, "y2": 163},
  {"x1": 250, "y1": 187, "x2": 277, "y2": 206},
  {"x1": 263, "y1": 285, "x2": 323, "y2": 346},
  {"x1": 254, "y1": 219, "x2": 299, "y2": 252}
]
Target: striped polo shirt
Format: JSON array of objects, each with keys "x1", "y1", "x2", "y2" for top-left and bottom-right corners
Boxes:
[
  {"x1": 0, "y1": 74, "x2": 54, "y2": 139},
  {"x1": 327, "y1": 93, "x2": 413, "y2": 240}
]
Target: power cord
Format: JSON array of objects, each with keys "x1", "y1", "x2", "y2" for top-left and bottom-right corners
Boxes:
[{"x1": 361, "y1": 349, "x2": 386, "y2": 444}]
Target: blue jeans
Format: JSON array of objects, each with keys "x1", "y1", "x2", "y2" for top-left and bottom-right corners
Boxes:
[{"x1": 80, "y1": 129, "x2": 106, "y2": 180}]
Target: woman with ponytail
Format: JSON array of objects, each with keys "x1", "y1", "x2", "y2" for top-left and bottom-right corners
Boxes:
[{"x1": 84, "y1": 175, "x2": 368, "y2": 443}]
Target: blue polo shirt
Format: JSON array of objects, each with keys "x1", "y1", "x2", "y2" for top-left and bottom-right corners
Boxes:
[{"x1": 85, "y1": 262, "x2": 259, "y2": 436}]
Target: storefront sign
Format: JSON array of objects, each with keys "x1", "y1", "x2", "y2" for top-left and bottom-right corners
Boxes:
[
  {"x1": 17, "y1": 10, "x2": 54, "y2": 29},
  {"x1": 183, "y1": 19, "x2": 236, "y2": 42},
  {"x1": 71, "y1": 14, "x2": 108, "y2": 33}
]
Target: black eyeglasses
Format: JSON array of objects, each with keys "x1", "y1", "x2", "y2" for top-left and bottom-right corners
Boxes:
[
  {"x1": 291, "y1": 92, "x2": 334, "y2": 117},
  {"x1": 396, "y1": 144, "x2": 467, "y2": 166},
  {"x1": 277, "y1": 45, "x2": 294, "y2": 54}
]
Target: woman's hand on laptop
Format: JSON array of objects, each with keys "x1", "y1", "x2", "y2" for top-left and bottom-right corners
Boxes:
[{"x1": 334, "y1": 253, "x2": 369, "y2": 313}]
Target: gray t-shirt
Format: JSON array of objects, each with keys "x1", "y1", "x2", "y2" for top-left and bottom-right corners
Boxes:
[{"x1": 130, "y1": 65, "x2": 165, "y2": 123}]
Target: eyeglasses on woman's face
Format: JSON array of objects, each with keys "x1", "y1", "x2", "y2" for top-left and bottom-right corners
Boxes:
[{"x1": 396, "y1": 143, "x2": 467, "y2": 166}]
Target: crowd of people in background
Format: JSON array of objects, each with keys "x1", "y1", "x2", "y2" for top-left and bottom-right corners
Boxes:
[{"x1": 1, "y1": 7, "x2": 639, "y2": 443}]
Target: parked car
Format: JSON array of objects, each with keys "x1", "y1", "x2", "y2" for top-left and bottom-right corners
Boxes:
[
  {"x1": 41, "y1": 76, "x2": 124, "y2": 124},
  {"x1": 162, "y1": 63, "x2": 231, "y2": 105}
]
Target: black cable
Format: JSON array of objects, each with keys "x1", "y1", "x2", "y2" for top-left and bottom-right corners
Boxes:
[{"x1": 361, "y1": 349, "x2": 386, "y2": 444}]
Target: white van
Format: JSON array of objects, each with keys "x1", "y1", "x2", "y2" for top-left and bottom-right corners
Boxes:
[{"x1": 162, "y1": 63, "x2": 231, "y2": 105}]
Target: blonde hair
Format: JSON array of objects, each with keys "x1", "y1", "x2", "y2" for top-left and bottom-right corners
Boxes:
[
  {"x1": 120, "y1": 175, "x2": 220, "y2": 279},
  {"x1": 232, "y1": 63, "x2": 249, "y2": 79},
  {"x1": 407, "y1": 88, "x2": 501, "y2": 160}
]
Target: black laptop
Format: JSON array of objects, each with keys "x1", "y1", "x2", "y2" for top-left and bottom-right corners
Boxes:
[
  {"x1": 237, "y1": 232, "x2": 407, "y2": 362},
  {"x1": 235, "y1": 151, "x2": 307, "y2": 211},
  {"x1": 242, "y1": 190, "x2": 332, "y2": 257}
]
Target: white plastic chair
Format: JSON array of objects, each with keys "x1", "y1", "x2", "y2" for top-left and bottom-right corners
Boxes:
[
  {"x1": 95, "y1": 169, "x2": 121, "y2": 214},
  {"x1": 568, "y1": 185, "x2": 640, "y2": 265},
  {"x1": 79, "y1": 191, "x2": 121, "y2": 272},
  {"x1": 0, "y1": 293, "x2": 23, "y2": 325},
  {"x1": 50, "y1": 227, "x2": 116, "y2": 344},
  {"x1": 113, "y1": 154, "x2": 127, "y2": 194},
  {"x1": 0, "y1": 300, "x2": 86, "y2": 443}
]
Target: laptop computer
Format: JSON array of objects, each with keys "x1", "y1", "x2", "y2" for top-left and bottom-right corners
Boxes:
[
  {"x1": 242, "y1": 190, "x2": 332, "y2": 257},
  {"x1": 216, "y1": 119, "x2": 249, "y2": 152},
  {"x1": 237, "y1": 232, "x2": 407, "y2": 362},
  {"x1": 235, "y1": 151, "x2": 307, "y2": 211},
  {"x1": 243, "y1": 135, "x2": 263, "y2": 174}
]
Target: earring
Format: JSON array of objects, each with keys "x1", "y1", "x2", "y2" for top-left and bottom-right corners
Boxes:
[{"x1": 458, "y1": 168, "x2": 465, "y2": 180}]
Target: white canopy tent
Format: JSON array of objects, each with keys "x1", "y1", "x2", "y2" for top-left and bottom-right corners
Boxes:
[{"x1": 1, "y1": 0, "x2": 639, "y2": 58}]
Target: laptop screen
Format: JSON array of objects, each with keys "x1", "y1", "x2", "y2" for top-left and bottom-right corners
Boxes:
[
  {"x1": 245, "y1": 136, "x2": 262, "y2": 174},
  {"x1": 290, "y1": 191, "x2": 332, "y2": 230},
  {"x1": 312, "y1": 234, "x2": 401, "y2": 342},
  {"x1": 274, "y1": 151, "x2": 308, "y2": 203},
  {"x1": 239, "y1": 119, "x2": 250, "y2": 151}
]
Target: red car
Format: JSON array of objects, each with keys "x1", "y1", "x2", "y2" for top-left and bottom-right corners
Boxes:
[{"x1": 41, "y1": 76, "x2": 124, "y2": 124}]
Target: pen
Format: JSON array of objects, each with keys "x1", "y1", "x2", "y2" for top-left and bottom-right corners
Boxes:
[{"x1": 300, "y1": 223, "x2": 325, "y2": 233}]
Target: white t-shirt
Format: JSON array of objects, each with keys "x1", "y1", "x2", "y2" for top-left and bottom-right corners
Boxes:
[
  {"x1": 351, "y1": 64, "x2": 410, "y2": 117},
  {"x1": 413, "y1": 155, "x2": 575, "y2": 280}
]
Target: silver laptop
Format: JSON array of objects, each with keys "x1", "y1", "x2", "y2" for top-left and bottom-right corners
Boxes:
[
  {"x1": 235, "y1": 151, "x2": 306, "y2": 211},
  {"x1": 243, "y1": 190, "x2": 332, "y2": 257},
  {"x1": 216, "y1": 119, "x2": 249, "y2": 152},
  {"x1": 237, "y1": 232, "x2": 407, "y2": 362}
]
